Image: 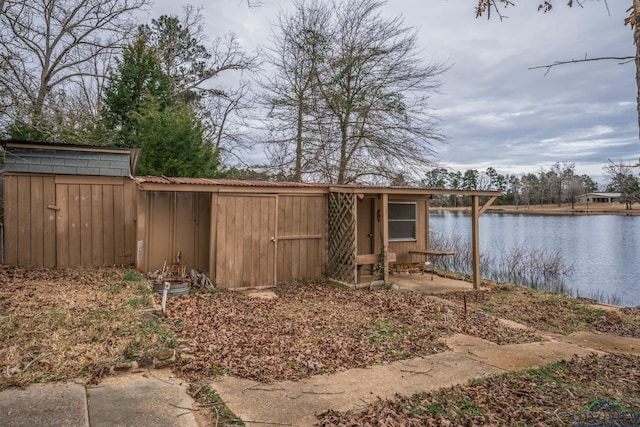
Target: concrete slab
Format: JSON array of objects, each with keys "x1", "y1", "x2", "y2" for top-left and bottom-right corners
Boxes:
[
  {"x1": 243, "y1": 290, "x2": 278, "y2": 300},
  {"x1": 390, "y1": 273, "x2": 488, "y2": 294},
  {"x1": 211, "y1": 351, "x2": 503, "y2": 427},
  {"x1": 87, "y1": 370, "x2": 199, "y2": 427},
  {"x1": 0, "y1": 382, "x2": 88, "y2": 427},
  {"x1": 444, "y1": 333, "x2": 606, "y2": 371},
  {"x1": 558, "y1": 331, "x2": 640, "y2": 355}
]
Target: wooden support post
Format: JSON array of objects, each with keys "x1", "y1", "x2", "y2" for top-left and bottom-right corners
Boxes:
[
  {"x1": 135, "y1": 190, "x2": 147, "y2": 271},
  {"x1": 273, "y1": 195, "x2": 279, "y2": 287},
  {"x1": 353, "y1": 194, "x2": 359, "y2": 285},
  {"x1": 382, "y1": 193, "x2": 389, "y2": 284},
  {"x1": 425, "y1": 199, "x2": 430, "y2": 252},
  {"x1": 208, "y1": 193, "x2": 218, "y2": 283},
  {"x1": 471, "y1": 195, "x2": 481, "y2": 290},
  {"x1": 479, "y1": 195, "x2": 498, "y2": 216}
]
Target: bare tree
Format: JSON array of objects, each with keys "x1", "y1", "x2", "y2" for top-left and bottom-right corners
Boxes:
[
  {"x1": 263, "y1": 0, "x2": 446, "y2": 184},
  {"x1": 0, "y1": 0, "x2": 149, "y2": 138},
  {"x1": 134, "y1": 7, "x2": 257, "y2": 163},
  {"x1": 604, "y1": 160, "x2": 640, "y2": 209},
  {"x1": 200, "y1": 80, "x2": 255, "y2": 164},
  {"x1": 550, "y1": 161, "x2": 576, "y2": 206},
  {"x1": 565, "y1": 174, "x2": 585, "y2": 208},
  {"x1": 260, "y1": 0, "x2": 331, "y2": 181},
  {"x1": 318, "y1": 0, "x2": 446, "y2": 184}
]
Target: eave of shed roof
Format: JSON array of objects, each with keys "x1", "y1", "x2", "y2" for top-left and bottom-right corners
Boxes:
[
  {"x1": 2, "y1": 140, "x2": 131, "y2": 155},
  {"x1": 134, "y1": 176, "x2": 502, "y2": 197}
]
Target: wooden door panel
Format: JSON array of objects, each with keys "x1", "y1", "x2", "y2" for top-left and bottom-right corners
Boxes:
[
  {"x1": 215, "y1": 195, "x2": 276, "y2": 289},
  {"x1": 56, "y1": 180, "x2": 128, "y2": 268}
]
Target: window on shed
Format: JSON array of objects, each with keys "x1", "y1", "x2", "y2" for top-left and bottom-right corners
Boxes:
[{"x1": 388, "y1": 202, "x2": 416, "y2": 241}]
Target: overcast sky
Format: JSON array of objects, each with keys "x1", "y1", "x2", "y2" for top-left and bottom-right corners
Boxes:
[{"x1": 150, "y1": 0, "x2": 639, "y2": 182}]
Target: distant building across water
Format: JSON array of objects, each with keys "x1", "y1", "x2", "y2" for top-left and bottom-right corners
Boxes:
[{"x1": 577, "y1": 192, "x2": 621, "y2": 204}]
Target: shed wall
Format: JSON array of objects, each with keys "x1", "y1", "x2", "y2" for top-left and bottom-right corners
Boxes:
[
  {"x1": 209, "y1": 192, "x2": 327, "y2": 289},
  {"x1": 137, "y1": 191, "x2": 211, "y2": 273},
  {"x1": 276, "y1": 194, "x2": 327, "y2": 283},
  {"x1": 4, "y1": 146, "x2": 130, "y2": 176},
  {"x1": 4, "y1": 174, "x2": 135, "y2": 267}
]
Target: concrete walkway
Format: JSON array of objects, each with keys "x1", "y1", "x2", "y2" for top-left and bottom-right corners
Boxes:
[
  {"x1": 0, "y1": 369, "x2": 200, "y2": 427},
  {"x1": 211, "y1": 331, "x2": 640, "y2": 427},
  {"x1": 2, "y1": 335, "x2": 639, "y2": 427}
]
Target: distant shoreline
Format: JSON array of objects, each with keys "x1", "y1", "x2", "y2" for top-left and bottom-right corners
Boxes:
[{"x1": 431, "y1": 203, "x2": 640, "y2": 216}]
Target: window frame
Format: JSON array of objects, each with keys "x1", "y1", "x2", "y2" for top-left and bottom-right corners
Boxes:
[{"x1": 388, "y1": 201, "x2": 417, "y2": 242}]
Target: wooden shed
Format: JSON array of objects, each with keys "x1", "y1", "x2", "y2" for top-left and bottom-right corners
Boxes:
[
  {"x1": 134, "y1": 177, "x2": 329, "y2": 289},
  {"x1": 2, "y1": 141, "x2": 137, "y2": 268},
  {"x1": 2, "y1": 141, "x2": 500, "y2": 289},
  {"x1": 134, "y1": 177, "x2": 500, "y2": 290}
]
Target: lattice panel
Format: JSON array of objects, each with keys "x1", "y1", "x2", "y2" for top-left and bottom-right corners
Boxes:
[{"x1": 328, "y1": 192, "x2": 356, "y2": 284}]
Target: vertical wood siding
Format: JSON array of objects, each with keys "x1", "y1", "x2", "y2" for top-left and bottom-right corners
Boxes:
[
  {"x1": 276, "y1": 195, "x2": 327, "y2": 283},
  {"x1": 55, "y1": 178, "x2": 136, "y2": 267},
  {"x1": 4, "y1": 174, "x2": 135, "y2": 267},
  {"x1": 214, "y1": 194, "x2": 276, "y2": 289},
  {"x1": 142, "y1": 191, "x2": 211, "y2": 273},
  {"x1": 4, "y1": 174, "x2": 56, "y2": 267}
]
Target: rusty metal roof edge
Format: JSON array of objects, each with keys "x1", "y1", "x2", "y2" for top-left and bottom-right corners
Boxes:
[{"x1": 133, "y1": 176, "x2": 502, "y2": 196}]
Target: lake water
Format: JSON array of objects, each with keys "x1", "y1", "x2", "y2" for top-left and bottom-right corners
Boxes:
[{"x1": 429, "y1": 211, "x2": 640, "y2": 307}]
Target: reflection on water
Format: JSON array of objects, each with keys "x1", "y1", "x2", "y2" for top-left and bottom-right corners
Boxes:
[{"x1": 430, "y1": 211, "x2": 640, "y2": 307}]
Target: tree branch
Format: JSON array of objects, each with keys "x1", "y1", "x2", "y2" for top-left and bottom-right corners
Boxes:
[{"x1": 529, "y1": 55, "x2": 638, "y2": 76}]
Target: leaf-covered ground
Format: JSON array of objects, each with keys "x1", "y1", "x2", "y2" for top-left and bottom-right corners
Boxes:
[
  {"x1": 0, "y1": 267, "x2": 176, "y2": 389},
  {"x1": 317, "y1": 353, "x2": 640, "y2": 426},
  {"x1": 4, "y1": 267, "x2": 640, "y2": 427},
  {"x1": 434, "y1": 284, "x2": 640, "y2": 336},
  {"x1": 164, "y1": 281, "x2": 540, "y2": 383}
]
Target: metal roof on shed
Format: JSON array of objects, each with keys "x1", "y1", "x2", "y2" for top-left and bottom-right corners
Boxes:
[
  {"x1": 134, "y1": 176, "x2": 502, "y2": 197},
  {"x1": 134, "y1": 176, "x2": 425, "y2": 191},
  {"x1": 136, "y1": 176, "x2": 328, "y2": 187}
]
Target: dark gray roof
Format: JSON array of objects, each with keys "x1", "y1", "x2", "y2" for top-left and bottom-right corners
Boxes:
[
  {"x1": 581, "y1": 192, "x2": 621, "y2": 198},
  {"x1": 2, "y1": 141, "x2": 131, "y2": 177}
]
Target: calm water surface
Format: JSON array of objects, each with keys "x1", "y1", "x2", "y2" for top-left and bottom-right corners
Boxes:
[{"x1": 430, "y1": 211, "x2": 640, "y2": 307}]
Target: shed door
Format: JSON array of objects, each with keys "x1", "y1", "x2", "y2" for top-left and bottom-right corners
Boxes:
[
  {"x1": 3, "y1": 175, "x2": 132, "y2": 268},
  {"x1": 54, "y1": 178, "x2": 134, "y2": 268},
  {"x1": 357, "y1": 197, "x2": 374, "y2": 255},
  {"x1": 215, "y1": 195, "x2": 277, "y2": 289}
]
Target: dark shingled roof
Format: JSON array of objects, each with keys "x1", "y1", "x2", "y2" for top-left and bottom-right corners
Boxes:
[{"x1": 2, "y1": 140, "x2": 131, "y2": 177}]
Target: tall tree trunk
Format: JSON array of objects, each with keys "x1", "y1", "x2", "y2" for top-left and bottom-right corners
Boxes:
[
  {"x1": 635, "y1": 0, "x2": 640, "y2": 140},
  {"x1": 338, "y1": 121, "x2": 348, "y2": 184},
  {"x1": 294, "y1": 98, "x2": 304, "y2": 182}
]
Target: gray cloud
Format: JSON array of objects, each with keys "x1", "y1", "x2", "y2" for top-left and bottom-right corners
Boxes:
[{"x1": 151, "y1": 0, "x2": 639, "y2": 181}]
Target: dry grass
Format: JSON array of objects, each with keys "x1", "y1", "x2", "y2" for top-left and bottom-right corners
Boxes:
[
  {"x1": 3, "y1": 266, "x2": 639, "y2": 401},
  {"x1": 434, "y1": 284, "x2": 640, "y2": 336},
  {"x1": 0, "y1": 267, "x2": 176, "y2": 389},
  {"x1": 318, "y1": 353, "x2": 640, "y2": 426}
]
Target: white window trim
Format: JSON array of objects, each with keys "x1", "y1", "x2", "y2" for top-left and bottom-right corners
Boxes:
[{"x1": 388, "y1": 201, "x2": 417, "y2": 242}]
